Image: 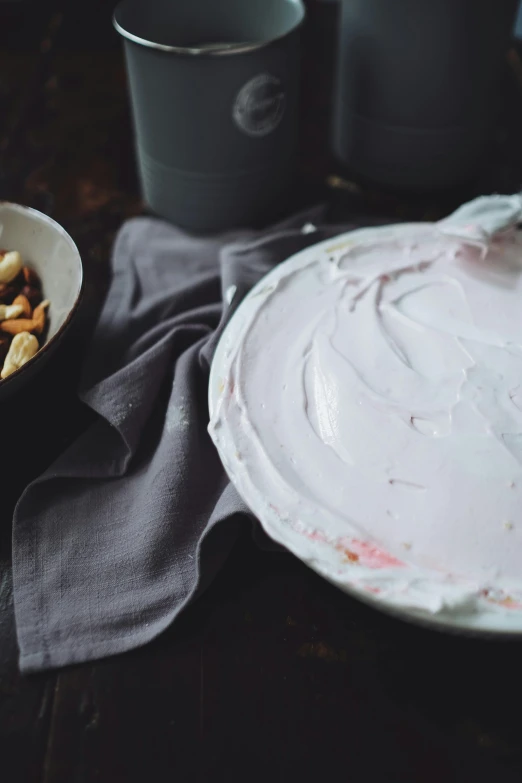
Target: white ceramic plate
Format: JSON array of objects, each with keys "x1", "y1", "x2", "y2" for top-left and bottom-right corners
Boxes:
[{"x1": 209, "y1": 224, "x2": 522, "y2": 636}]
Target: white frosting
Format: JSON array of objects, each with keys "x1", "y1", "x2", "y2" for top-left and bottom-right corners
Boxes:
[{"x1": 209, "y1": 214, "x2": 522, "y2": 618}]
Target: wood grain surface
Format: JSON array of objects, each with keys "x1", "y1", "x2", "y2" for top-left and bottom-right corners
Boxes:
[{"x1": 1, "y1": 3, "x2": 522, "y2": 782}]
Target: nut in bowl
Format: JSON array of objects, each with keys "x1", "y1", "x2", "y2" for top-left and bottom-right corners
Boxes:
[{"x1": 0, "y1": 203, "x2": 83, "y2": 399}]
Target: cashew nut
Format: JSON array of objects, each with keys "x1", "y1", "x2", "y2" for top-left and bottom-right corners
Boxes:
[
  {"x1": 11, "y1": 294, "x2": 32, "y2": 318},
  {"x1": 1, "y1": 331, "x2": 38, "y2": 378},
  {"x1": 0, "y1": 303, "x2": 23, "y2": 320},
  {"x1": 32, "y1": 299, "x2": 49, "y2": 334},
  {"x1": 0, "y1": 299, "x2": 49, "y2": 335},
  {"x1": 0, "y1": 251, "x2": 22, "y2": 284}
]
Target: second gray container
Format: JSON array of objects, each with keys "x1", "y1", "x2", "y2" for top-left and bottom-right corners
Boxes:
[{"x1": 333, "y1": 0, "x2": 518, "y2": 192}]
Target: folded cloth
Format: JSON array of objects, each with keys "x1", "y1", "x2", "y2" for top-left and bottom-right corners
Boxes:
[{"x1": 12, "y1": 207, "x2": 345, "y2": 673}]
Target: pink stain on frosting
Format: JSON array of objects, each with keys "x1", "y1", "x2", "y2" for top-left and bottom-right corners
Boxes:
[
  {"x1": 336, "y1": 538, "x2": 404, "y2": 569},
  {"x1": 363, "y1": 585, "x2": 382, "y2": 595},
  {"x1": 294, "y1": 524, "x2": 403, "y2": 568},
  {"x1": 482, "y1": 589, "x2": 522, "y2": 610},
  {"x1": 281, "y1": 517, "x2": 330, "y2": 544},
  {"x1": 306, "y1": 530, "x2": 328, "y2": 543}
]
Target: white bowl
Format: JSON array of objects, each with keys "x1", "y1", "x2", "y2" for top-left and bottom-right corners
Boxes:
[{"x1": 0, "y1": 202, "x2": 83, "y2": 397}]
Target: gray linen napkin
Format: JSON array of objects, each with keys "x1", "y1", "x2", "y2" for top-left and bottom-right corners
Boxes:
[{"x1": 12, "y1": 208, "x2": 346, "y2": 673}]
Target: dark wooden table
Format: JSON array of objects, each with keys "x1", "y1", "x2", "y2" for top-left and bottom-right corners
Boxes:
[{"x1": 2, "y1": 3, "x2": 522, "y2": 781}]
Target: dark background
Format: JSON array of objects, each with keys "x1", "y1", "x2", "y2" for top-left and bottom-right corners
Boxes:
[{"x1": 2, "y1": 2, "x2": 522, "y2": 781}]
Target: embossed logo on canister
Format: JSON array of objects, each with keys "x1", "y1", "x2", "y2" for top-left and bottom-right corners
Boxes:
[{"x1": 233, "y1": 74, "x2": 286, "y2": 137}]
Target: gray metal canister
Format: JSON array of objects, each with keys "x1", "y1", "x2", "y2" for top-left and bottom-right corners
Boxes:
[
  {"x1": 114, "y1": 0, "x2": 305, "y2": 232},
  {"x1": 332, "y1": 0, "x2": 519, "y2": 191}
]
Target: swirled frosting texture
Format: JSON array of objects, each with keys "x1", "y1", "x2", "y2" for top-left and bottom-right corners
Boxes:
[{"x1": 210, "y1": 222, "x2": 522, "y2": 615}]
